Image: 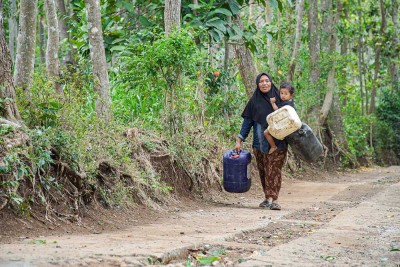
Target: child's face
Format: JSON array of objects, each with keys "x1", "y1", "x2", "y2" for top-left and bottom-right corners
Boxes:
[{"x1": 280, "y1": 88, "x2": 292, "y2": 101}]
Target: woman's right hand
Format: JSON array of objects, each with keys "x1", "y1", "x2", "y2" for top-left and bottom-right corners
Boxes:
[{"x1": 234, "y1": 138, "x2": 242, "y2": 153}]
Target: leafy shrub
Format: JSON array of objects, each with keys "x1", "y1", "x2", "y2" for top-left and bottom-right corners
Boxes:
[
  {"x1": 111, "y1": 28, "x2": 203, "y2": 132},
  {"x1": 375, "y1": 88, "x2": 400, "y2": 162},
  {"x1": 0, "y1": 126, "x2": 80, "y2": 214}
]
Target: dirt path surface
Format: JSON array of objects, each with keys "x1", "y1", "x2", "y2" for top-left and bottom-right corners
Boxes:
[{"x1": 1, "y1": 166, "x2": 399, "y2": 266}]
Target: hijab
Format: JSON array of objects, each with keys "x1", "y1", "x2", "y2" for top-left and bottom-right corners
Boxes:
[{"x1": 241, "y1": 72, "x2": 280, "y2": 128}]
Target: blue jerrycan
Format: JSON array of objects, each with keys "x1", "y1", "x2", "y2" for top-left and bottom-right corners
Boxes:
[
  {"x1": 223, "y1": 149, "x2": 252, "y2": 193},
  {"x1": 286, "y1": 123, "x2": 323, "y2": 163}
]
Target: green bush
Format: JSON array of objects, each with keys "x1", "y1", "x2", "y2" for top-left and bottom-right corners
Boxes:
[
  {"x1": 111, "y1": 28, "x2": 203, "y2": 131},
  {"x1": 375, "y1": 88, "x2": 400, "y2": 161}
]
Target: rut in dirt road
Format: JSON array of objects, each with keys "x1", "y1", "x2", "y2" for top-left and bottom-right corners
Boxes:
[{"x1": 0, "y1": 166, "x2": 399, "y2": 267}]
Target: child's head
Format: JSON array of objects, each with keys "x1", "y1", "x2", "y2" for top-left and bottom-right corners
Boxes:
[{"x1": 279, "y1": 82, "x2": 295, "y2": 101}]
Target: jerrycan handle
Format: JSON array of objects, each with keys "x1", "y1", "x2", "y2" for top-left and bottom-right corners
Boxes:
[
  {"x1": 230, "y1": 149, "x2": 241, "y2": 159},
  {"x1": 298, "y1": 128, "x2": 307, "y2": 136}
]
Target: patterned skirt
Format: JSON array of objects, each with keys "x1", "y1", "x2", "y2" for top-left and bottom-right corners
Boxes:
[{"x1": 253, "y1": 147, "x2": 288, "y2": 200}]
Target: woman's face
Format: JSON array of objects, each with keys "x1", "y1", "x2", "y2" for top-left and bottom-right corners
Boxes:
[{"x1": 258, "y1": 75, "x2": 271, "y2": 93}]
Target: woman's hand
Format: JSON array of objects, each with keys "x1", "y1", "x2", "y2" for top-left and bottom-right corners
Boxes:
[{"x1": 234, "y1": 138, "x2": 242, "y2": 153}]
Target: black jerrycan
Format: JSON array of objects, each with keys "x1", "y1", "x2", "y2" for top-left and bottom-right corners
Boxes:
[
  {"x1": 286, "y1": 123, "x2": 323, "y2": 163},
  {"x1": 223, "y1": 149, "x2": 251, "y2": 193}
]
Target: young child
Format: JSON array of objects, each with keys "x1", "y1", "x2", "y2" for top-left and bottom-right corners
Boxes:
[{"x1": 264, "y1": 82, "x2": 295, "y2": 154}]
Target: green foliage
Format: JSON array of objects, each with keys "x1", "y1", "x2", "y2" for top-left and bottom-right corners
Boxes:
[
  {"x1": 126, "y1": 0, "x2": 164, "y2": 31},
  {"x1": 66, "y1": 0, "x2": 130, "y2": 62},
  {"x1": 183, "y1": 0, "x2": 241, "y2": 43},
  {"x1": 0, "y1": 124, "x2": 15, "y2": 136},
  {"x1": 197, "y1": 256, "x2": 220, "y2": 265},
  {"x1": 112, "y1": 32, "x2": 247, "y2": 136},
  {"x1": 181, "y1": 0, "x2": 267, "y2": 52},
  {"x1": 373, "y1": 119, "x2": 397, "y2": 158},
  {"x1": 145, "y1": 29, "x2": 201, "y2": 88},
  {"x1": 111, "y1": 28, "x2": 204, "y2": 132},
  {"x1": 205, "y1": 71, "x2": 227, "y2": 94},
  {"x1": 0, "y1": 96, "x2": 14, "y2": 114},
  {"x1": 16, "y1": 66, "x2": 97, "y2": 128},
  {"x1": 0, "y1": 126, "x2": 81, "y2": 214},
  {"x1": 204, "y1": 85, "x2": 246, "y2": 137},
  {"x1": 343, "y1": 114, "x2": 373, "y2": 158},
  {"x1": 375, "y1": 88, "x2": 400, "y2": 159},
  {"x1": 0, "y1": 152, "x2": 29, "y2": 211},
  {"x1": 376, "y1": 89, "x2": 400, "y2": 127}
]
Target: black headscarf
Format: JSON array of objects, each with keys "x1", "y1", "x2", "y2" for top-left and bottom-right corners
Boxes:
[{"x1": 241, "y1": 72, "x2": 280, "y2": 128}]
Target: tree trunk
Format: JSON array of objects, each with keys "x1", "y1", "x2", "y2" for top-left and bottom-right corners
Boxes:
[
  {"x1": 164, "y1": 0, "x2": 181, "y2": 37},
  {"x1": 56, "y1": 0, "x2": 73, "y2": 65},
  {"x1": 306, "y1": 0, "x2": 321, "y2": 132},
  {"x1": 287, "y1": 0, "x2": 305, "y2": 82},
  {"x1": 320, "y1": 0, "x2": 358, "y2": 167},
  {"x1": 390, "y1": 0, "x2": 399, "y2": 91},
  {"x1": 319, "y1": 0, "x2": 336, "y2": 125},
  {"x1": 85, "y1": 0, "x2": 112, "y2": 122},
  {"x1": 13, "y1": 0, "x2": 38, "y2": 92},
  {"x1": 248, "y1": 0, "x2": 255, "y2": 24},
  {"x1": 39, "y1": 15, "x2": 46, "y2": 64},
  {"x1": 56, "y1": 0, "x2": 68, "y2": 42},
  {"x1": 191, "y1": 0, "x2": 201, "y2": 45},
  {"x1": 191, "y1": 0, "x2": 204, "y2": 124},
  {"x1": 338, "y1": 0, "x2": 348, "y2": 55},
  {"x1": 338, "y1": 0, "x2": 348, "y2": 107},
  {"x1": 233, "y1": 15, "x2": 258, "y2": 98},
  {"x1": 319, "y1": 68, "x2": 335, "y2": 125},
  {"x1": 224, "y1": 38, "x2": 230, "y2": 73},
  {"x1": 328, "y1": 93, "x2": 359, "y2": 168},
  {"x1": 67, "y1": 0, "x2": 78, "y2": 66},
  {"x1": 0, "y1": 2, "x2": 21, "y2": 122},
  {"x1": 45, "y1": 0, "x2": 64, "y2": 98},
  {"x1": 320, "y1": 0, "x2": 331, "y2": 50},
  {"x1": 7, "y1": 0, "x2": 17, "y2": 62},
  {"x1": 307, "y1": 0, "x2": 320, "y2": 85},
  {"x1": 264, "y1": 1, "x2": 276, "y2": 73},
  {"x1": 224, "y1": 16, "x2": 231, "y2": 72},
  {"x1": 368, "y1": 0, "x2": 386, "y2": 114},
  {"x1": 357, "y1": 1, "x2": 365, "y2": 115},
  {"x1": 329, "y1": 96, "x2": 344, "y2": 142}
]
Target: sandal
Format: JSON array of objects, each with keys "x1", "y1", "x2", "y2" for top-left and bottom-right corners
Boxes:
[
  {"x1": 270, "y1": 202, "x2": 281, "y2": 210},
  {"x1": 259, "y1": 200, "x2": 271, "y2": 208}
]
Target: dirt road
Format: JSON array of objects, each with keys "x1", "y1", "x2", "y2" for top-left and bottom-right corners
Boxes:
[{"x1": 1, "y1": 166, "x2": 399, "y2": 266}]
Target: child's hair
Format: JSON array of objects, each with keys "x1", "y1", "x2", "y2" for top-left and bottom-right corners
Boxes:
[{"x1": 280, "y1": 82, "x2": 295, "y2": 95}]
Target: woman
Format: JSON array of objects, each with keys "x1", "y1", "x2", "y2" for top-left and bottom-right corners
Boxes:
[{"x1": 234, "y1": 73, "x2": 288, "y2": 210}]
